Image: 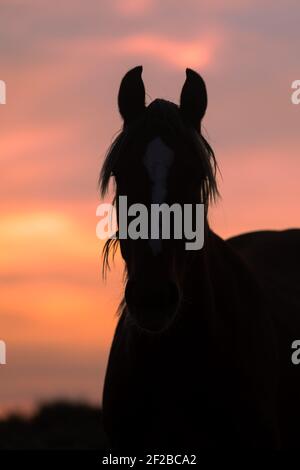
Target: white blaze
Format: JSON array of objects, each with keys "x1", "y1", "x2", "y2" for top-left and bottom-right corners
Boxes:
[{"x1": 143, "y1": 137, "x2": 174, "y2": 254}]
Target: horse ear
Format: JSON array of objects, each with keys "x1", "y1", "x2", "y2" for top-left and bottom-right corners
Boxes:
[
  {"x1": 118, "y1": 66, "x2": 146, "y2": 126},
  {"x1": 179, "y1": 68, "x2": 207, "y2": 132}
]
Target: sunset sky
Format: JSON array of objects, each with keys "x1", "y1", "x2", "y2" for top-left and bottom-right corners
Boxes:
[{"x1": 0, "y1": 0, "x2": 299, "y2": 416}]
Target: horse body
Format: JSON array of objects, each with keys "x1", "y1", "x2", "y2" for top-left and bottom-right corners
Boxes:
[
  {"x1": 228, "y1": 228, "x2": 300, "y2": 448},
  {"x1": 100, "y1": 66, "x2": 300, "y2": 450},
  {"x1": 103, "y1": 228, "x2": 300, "y2": 450}
]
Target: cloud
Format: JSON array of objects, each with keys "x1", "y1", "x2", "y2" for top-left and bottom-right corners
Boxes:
[
  {"x1": 68, "y1": 32, "x2": 221, "y2": 70},
  {"x1": 116, "y1": 34, "x2": 219, "y2": 69},
  {"x1": 113, "y1": 0, "x2": 155, "y2": 16}
]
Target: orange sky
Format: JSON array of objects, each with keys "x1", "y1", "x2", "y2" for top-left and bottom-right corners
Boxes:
[{"x1": 0, "y1": 0, "x2": 299, "y2": 416}]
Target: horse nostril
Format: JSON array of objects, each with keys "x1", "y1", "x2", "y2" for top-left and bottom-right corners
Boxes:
[
  {"x1": 125, "y1": 280, "x2": 179, "y2": 309},
  {"x1": 125, "y1": 279, "x2": 179, "y2": 332}
]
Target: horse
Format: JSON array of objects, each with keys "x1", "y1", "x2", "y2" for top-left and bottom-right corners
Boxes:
[{"x1": 99, "y1": 66, "x2": 300, "y2": 450}]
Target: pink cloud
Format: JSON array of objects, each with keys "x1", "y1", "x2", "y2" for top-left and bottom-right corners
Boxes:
[
  {"x1": 113, "y1": 0, "x2": 154, "y2": 16},
  {"x1": 118, "y1": 34, "x2": 219, "y2": 69},
  {"x1": 61, "y1": 32, "x2": 222, "y2": 70}
]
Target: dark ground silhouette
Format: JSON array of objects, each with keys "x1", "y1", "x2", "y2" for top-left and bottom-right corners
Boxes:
[{"x1": 0, "y1": 401, "x2": 108, "y2": 450}]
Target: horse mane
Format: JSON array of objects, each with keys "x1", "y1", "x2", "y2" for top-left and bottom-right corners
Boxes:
[{"x1": 98, "y1": 99, "x2": 219, "y2": 288}]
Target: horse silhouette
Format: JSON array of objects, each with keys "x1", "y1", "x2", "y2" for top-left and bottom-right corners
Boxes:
[{"x1": 100, "y1": 66, "x2": 300, "y2": 450}]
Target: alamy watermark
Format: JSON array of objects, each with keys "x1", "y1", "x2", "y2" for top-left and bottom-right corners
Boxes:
[
  {"x1": 291, "y1": 340, "x2": 300, "y2": 365},
  {"x1": 96, "y1": 196, "x2": 205, "y2": 251},
  {"x1": 291, "y1": 80, "x2": 300, "y2": 105},
  {"x1": 0, "y1": 340, "x2": 6, "y2": 365},
  {"x1": 0, "y1": 80, "x2": 6, "y2": 104}
]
